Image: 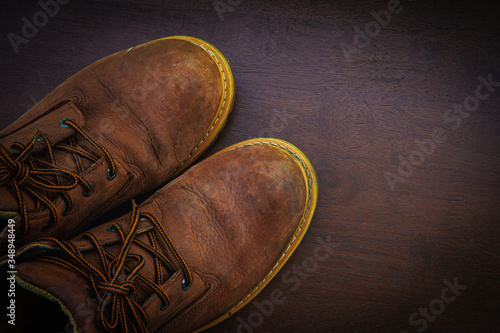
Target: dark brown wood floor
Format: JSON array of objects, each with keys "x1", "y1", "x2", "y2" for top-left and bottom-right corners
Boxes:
[{"x1": 1, "y1": 0, "x2": 500, "y2": 332}]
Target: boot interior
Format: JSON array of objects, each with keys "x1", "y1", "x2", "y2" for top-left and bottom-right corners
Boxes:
[{"x1": 0, "y1": 284, "x2": 73, "y2": 333}]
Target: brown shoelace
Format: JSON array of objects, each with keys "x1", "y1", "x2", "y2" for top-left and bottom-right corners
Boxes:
[
  {"x1": 0, "y1": 118, "x2": 116, "y2": 236},
  {"x1": 36, "y1": 200, "x2": 193, "y2": 333}
]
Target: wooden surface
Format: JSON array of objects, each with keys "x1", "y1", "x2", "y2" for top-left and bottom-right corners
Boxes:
[{"x1": 1, "y1": 1, "x2": 500, "y2": 332}]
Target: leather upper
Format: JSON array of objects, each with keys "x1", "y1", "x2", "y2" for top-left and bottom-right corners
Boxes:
[
  {"x1": 10, "y1": 140, "x2": 313, "y2": 333},
  {"x1": 0, "y1": 37, "x2": 229, "y2": 249}
]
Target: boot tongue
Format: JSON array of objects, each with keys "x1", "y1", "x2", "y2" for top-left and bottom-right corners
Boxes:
[
  {"x1": 13, "y1": 225, "x2": 163, "y2": 332},
  {"x1": 11, "y1": 205, "x2": 177, "y2": 332},
  {"x1": 0, "y1": 143, "x2": 94, "y2": 213},
  {"x1": 75, "y1": 212, "x2": 173, "y2": 304},
  {"x1": 0, "y1": 102, "x2": 90, "y2": 213},
  {"x1": 10, "y1": 204, "x2": 180, "y2": 332},
  {"x1": 0, "y1": 190, "x2": 35, "y2": 213}
]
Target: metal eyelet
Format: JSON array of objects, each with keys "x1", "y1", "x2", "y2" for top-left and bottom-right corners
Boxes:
[
  {"x1": 106, "y1": 168, "x2": 117, "y2": 181},
  {"x1": 41, "y1": 222, "x2": 52, "y2": 232},
  {"x1": 106, "y1": 224, "x2": 118, "y2": 232},
  {"x1": 160, "y1": 302, "x2": 168, "y2": 311},
  {"x1": 59, "y1": 118, "x2": 73, "y2": 128},
  {"x1": 63, "y1": 204, "x2": 71, "y2": 216},
  {"x1": 83, "y1": 182, "x2": 95, "y2": 197},
  {"x1": 181, "y1": 278, "x2": 192, "y2": 291}
]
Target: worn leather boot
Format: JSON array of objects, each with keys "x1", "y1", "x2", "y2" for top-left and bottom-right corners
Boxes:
[
  {"x1": 0, "y1": 36, "x2": 234, "y2": 250},
  {"x1": 4, "y1": 138, "x2": 318, "y2": 333}
]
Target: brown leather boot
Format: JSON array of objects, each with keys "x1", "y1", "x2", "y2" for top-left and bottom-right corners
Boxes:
[
  {"x1": 0, "y1": 36, "x2": 234, "y2": 250},
  {"x1": 5, "y1": 138, "x2": 318, "y2": 333}
]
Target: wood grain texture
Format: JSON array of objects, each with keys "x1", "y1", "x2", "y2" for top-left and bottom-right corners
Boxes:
[{"x1": 1, "y1": 0, "x2": 499, "y2": 332}]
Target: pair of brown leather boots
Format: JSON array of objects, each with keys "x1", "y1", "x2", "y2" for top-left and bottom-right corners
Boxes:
[{"x1": 0, "y1": 36, "x2": 318, "y2": 333}]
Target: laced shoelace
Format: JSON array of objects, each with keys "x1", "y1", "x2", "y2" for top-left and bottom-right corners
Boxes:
[
  {"x1": 0, "y1": 118, "x2": 117, "y2": 236},
  {"x1": 36, "y1": 200, "x2": 193, "y2": 333}
]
